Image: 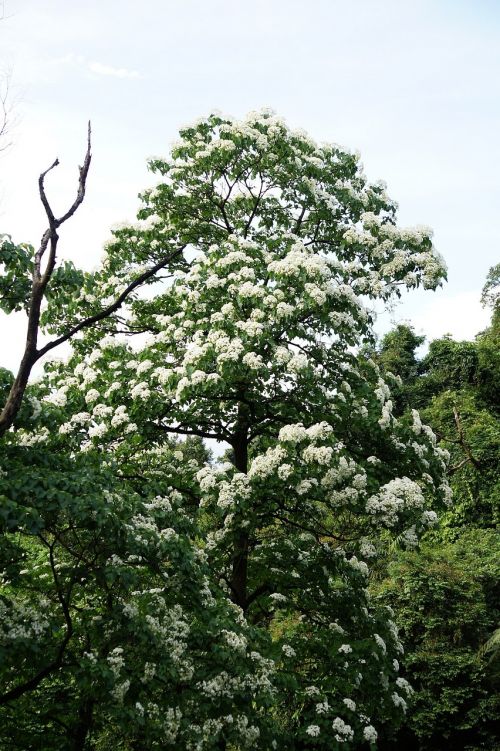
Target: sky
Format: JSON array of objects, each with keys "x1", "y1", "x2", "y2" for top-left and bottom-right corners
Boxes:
[{"x1": 1, "y1": 0, "x2": 499, "y2": 374}]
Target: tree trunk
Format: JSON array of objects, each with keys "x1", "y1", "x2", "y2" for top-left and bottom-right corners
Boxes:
[
  {"x1": 230, "y1": 412, "x2": 249, "y2": 611},
  {"x1": 71, "y1": 698, "x2": 94, "y2": 751}
]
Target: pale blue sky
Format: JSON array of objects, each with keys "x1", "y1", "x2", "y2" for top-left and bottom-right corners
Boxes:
[{"x1": 1, "y1": 0, "x2": 499, "y2": 370}]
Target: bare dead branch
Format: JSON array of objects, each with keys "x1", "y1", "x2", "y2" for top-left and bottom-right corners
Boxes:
[
  {"x1": 37, "y1": 159, "x2": 60, "y2": 228},
  {"x1": 0, "y1": 68, "x2": 14, "y2": 152},
  {"x1": 56, "y1": 122, "x2": 92, "y2": 227},
  {"x1": 0, "y1": 128, "x2": 93, "y2": 435}
]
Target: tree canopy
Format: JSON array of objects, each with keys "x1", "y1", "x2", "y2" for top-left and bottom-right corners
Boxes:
[{"x1": 2, "y1": 110, "x2": 488, "y2": 750}]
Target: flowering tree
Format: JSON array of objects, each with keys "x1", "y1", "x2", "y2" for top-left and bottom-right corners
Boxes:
[
  {"x1": 1, "y1": 110, "x2": 451, "y2": 748},
  {"x1": 0, "y1": 393, "x2": 276, "y2": 749}
]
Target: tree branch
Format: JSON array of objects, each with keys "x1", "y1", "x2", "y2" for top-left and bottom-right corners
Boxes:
[
  {"x1": 452, "y1": 405, "x2": 482, "y2": 470},
  {"x1": 153, "y1": 421, "x2": 227, "y2": 442},
  {"x1": 36, "y1": 246, "x2": 185, "y2": 358},
  {"x1": 0, "y1": 125, "x2": 92, "y2": 436},
  {"x1": 0, "y1": 540, "x2": 74, "y2": 705}
]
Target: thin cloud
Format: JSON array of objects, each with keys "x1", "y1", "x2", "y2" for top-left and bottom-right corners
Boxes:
[
  {"x1": 88, "y1": 61, "x2": 142, "y2": 80},
  {"x1": 49, "y1": 54, "x2": 142, "y2": 80}
]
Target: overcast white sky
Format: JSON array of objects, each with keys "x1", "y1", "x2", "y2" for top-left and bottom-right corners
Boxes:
[{"x1": 1, "y1": 0, "x2": 499, "y2": 373}]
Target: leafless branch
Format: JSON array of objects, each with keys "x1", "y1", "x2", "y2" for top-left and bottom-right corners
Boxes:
[{"x1": 0, "y1": 68, "x2": 15, "y2": 152}]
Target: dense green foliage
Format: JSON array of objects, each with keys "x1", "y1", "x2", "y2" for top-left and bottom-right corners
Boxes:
[
  {"x1": 371, "y1": 291, "x2": 500, "y2": 750},
  {"x1": 376, "y1": 531, "x2": 499, "y2": 750}
]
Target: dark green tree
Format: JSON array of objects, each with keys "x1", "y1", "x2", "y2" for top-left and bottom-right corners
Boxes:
[{"x1": 372, "y1": 273, "x2": 500, "y2": 749}]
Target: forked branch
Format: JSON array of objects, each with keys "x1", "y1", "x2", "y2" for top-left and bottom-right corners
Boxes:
[{"x1": 0, "y1": 125, "x2": 183, "y2": 437}]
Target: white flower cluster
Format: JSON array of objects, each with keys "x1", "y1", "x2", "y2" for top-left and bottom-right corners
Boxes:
[
  {"x1": 366, "y1": 477, "x2": 425, "y2": 527},
  {"x1": 306, "y1": 724, "x2": 321, "y2": 737},
  {"x1": 222, "y1": 629, "x2": 248, "y2": 653},
  {"x1": 0, "y1": 597, "x2": 51, "y2": 643},
  {"x1": 363, "y1": 724, "x2": 378, "y2": 743},
  {"x1": 331, "y1": 716, "x2": 354, "y2": 742}
]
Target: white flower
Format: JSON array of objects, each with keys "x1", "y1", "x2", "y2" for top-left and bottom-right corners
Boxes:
[
  {"x1": 111, "y1": 679, "x2": 130, "y2": 703},
  {"x1": 277, "y1": 464, "x2": 293, "y2": 480},
  {"x1": 378, "y1": 399, "x2": 393, "y2": 428},
  {"x1": 304, "y1": 685, "x2": 320, "y2": 697},
  {"x1": 421, "y1": 509, "x2": 438, "y2": 526},
  {"x1": 366, "y1": 477, "x2": 424, "y2": 527},
  {"x1": 81, "y1": 367, "x2": 98, "y2": 385},
  {"x1": 302, "y1": 445, "x2": 333, "y2": 465},
  {"x1": 29, "y1": 396, "x2": 42, "y2": 420},
  {"x1": 237, "y1": 281, "x2": 264, "y2": 299},
  {"x1": 392, "y1": 692, "x2": 408, "y2": 712},
  {"x1": 89, "y1": 422, "x2": 108, "y2": 439},
  {"x1": 99, "y1": 335, "x2": 117, "y2": 349},
  {"x1": 338, "y1": 644, "x2": 352, "y2": 654},
  {"x1": 104, "y1": 381, "x2": 122, "y2": 397},
  {"x1": 85, "y1": 389, "x2": 100, "y2": 404},
  {"x1": 331, "y1": 717, "x2": 354, "y2": 741},
  {"x1": 411, "y1": 409, "x2": 422, "y2": 434},
  {"x1": 190, "y1": 369, "x2": 207, "y2": 385},
  {"x1": 396, "y1": 677, "x2": 414, "y2": 695},
  {"x1": 130, "y1": 381, "x2": 151, "y2": 400},
  {"x1": 269, "y1": 592, "x2": 287, "y2": 604},
  {"x1": 72, "y1": 412, "x2": 91, "y2": 425},
  {"x1": 278, "y1": 423, "x2": 307, "y2": 444},
  {"x1": 222, "y1": 630, "x2": 247, "y2": 652},
  {"x1": 363, "y1": 725, "x2": 378, "y2": 743},
  {"x1": 276, "y1": 301, "x2": 295, "y2": 318},
  {"x1": 92, "y1": 403, "x2": 113, "y2": 418},
  {"x1": 242, "y1": 352, "x2": 264, "y2": 370},
  {"x1": 137, "y1": 359, "x2": 153, "y2": 374},
  {"x1": 306, "y1": 422, "x2": 333, "y2": 440},
  {"x1": 401, "y1": 525, "x2": 419, "y2": 548},
  {"x1": 360, "y1": 540, "x2": 377, "y2": 558},
  {"x1": 111, "y1": 406, "x2": 130, "y2": 427},
  {"x1": 287, "y1": 353, "x2": 308, "y2": 373},
  {"x1": 274, "y1": 346, "x2": 291, "y2": 364},
  {"x1": 306, "y1": 725, "x2": 321, "y2": 737},
  {"x1": 44, "y1": 387, "x2": 68, "y2": 407}
]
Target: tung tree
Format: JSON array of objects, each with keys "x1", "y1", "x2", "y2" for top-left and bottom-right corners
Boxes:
[{"x1": 5, "y1": 110, "x2": 451, "y2": 749}]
